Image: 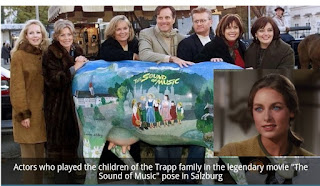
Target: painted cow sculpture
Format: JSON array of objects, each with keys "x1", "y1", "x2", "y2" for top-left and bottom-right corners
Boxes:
[{"x1": 72, "y1": 60, "x2": 243, "y2": 184}]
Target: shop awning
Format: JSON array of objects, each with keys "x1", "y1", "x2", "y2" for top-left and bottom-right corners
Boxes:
[
  {"x1": 48, "y1": 6, "x2": 105, "y2": 22},
  {"x1": 48, "y1": 6, "x2": 223, "y2": 22}
]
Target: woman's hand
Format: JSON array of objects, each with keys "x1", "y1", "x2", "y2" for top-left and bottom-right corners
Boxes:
[
  {"x1": 210, "y1": 58, "x2": 223, "y2": 62},
  {"x1": 75, "y1": 55, "x2": 88, "y2": 63},
  {"x1": 21, "y1": 118, "x2": 30, "y2": 128},
  {"x1": 74, "y1": 56, "x2": 88, "y2": 71},
  {"x1": 133, "y1": 53, "x2": 139, "y2": 61}
]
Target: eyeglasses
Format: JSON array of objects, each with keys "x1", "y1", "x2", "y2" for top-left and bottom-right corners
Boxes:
[{"x1": 193, "y1": 19, "x2": 209, "y2": 24}]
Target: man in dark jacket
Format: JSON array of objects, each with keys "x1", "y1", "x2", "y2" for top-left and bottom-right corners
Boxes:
[
  {"x1": 177, "y1": 7, "x2": 214, "y2": 183},
  {"x1": 177, "y1": 7, "x2": 214, "y2": 62}
]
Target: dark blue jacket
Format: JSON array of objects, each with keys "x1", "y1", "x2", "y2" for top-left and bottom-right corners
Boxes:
[{"x1": 177, "y1": 33, "x2": 214, "y2": 62}]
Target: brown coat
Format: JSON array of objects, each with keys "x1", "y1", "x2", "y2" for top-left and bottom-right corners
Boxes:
[
  {"x1": 10, "y1": 42, "x2": 46, "y2": 144},
  {"x1": 245, "y1": 39, "x2": 294, "y2": 69},
  {"x1": 218, "y1": 135, "x2": 314, "y2": 156},
  {"x1": 42, "y1": 41, "x2": 83, "y2": 157}
]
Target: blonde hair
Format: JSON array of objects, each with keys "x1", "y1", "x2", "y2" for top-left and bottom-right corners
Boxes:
[
  {"x1": 178, "y1": 102, "x2": 183, "y2": 107},
  {"x1": 11, "y1": 19, "x2": 50, "y2": 54},
  {"x1": 53, "y1": 19, "x2": 76, "y2": 41},
  {"x1": 191, "y1": 7, "x2": 212, "y2": 21},
  {"x1": 147, "y1": 93, "x2": 155, "y2": 98},
  {"x1": 131, "y1": 99, "x2": 136, "y2": 108},
  {"x1": 104, "y1": 15, "x2": 135, "y2": 41}
]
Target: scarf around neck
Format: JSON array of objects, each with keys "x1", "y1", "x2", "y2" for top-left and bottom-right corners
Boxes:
[
  {"x1": 155, "y1": 25, "x2": 179, "y2": 56},
  {"x1": 225, "y1": 39, "x2": 239, "y2": 61}
]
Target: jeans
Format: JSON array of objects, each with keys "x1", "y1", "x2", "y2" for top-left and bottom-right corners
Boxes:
[
  {"x1": 185, "y1": 145, "x2": 205, "y2": 177},
  {"x1": 154, "y1": 146, "x2": 182, "y2": 174}
]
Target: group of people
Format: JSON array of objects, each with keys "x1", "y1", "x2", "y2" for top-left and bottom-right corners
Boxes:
[
  {"x1": 9, "y1": 5, "x2": 308, "y2": 184},
  {"x1": 132, "y1": 94, "x2": 184, "y2": 129},
  {"x1": 98, "y1": 6, "x2": 295, "y2": 69},
  {"x1": 10, "y1": 19, "x2": 87, "y2": 183}
]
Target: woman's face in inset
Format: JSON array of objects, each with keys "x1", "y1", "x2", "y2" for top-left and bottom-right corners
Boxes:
[
  {"x1": 252, "y1": 88, "x2": 294, "y2": 141},
  {"x1": 255, "y1": 22, "x2": 274, "y2": 49},
  {"x1": 224, "y1": 21, "x2": 240, "y2": 42}
]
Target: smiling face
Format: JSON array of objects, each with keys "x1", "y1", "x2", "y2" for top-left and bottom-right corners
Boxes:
[
  {"x1": 114, "y1": 20, "x2": 130, "y2": 44},
  {"x1": 252, "y1": 88, "x2": 294, "y2": 142},
  {"x1": 25, "y1": 24, "x2": 43, "y2": 47},
  {"x1": 255, "y1": 22, "x2": 274, "y2": 49},
  {"x1": 224, "y1": 21, "x2": 240, "y2": 42},
  {"x1": 58, "y1": 27, "x2": 73, "y2": 51},
  {"x1": 156, "y1": 7, "x2": 175, "y2": 33},
  {"x1": 192, "y1": 12, "x2": 212, "y2": 36}
]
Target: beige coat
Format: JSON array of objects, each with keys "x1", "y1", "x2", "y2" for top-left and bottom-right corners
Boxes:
[
  {"x1": 138, "y1": 26, "x2": 185, "y2": 63},
  {"x1": 10, "y1": 42, "x2": 46, "y2": 144}
]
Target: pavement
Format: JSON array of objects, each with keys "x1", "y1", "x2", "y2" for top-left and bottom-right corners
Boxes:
[{"x1": 1, "y1": 59, "x2": 11, "y2": 70}]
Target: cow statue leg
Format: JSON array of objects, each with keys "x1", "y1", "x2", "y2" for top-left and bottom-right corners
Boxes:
[
  {"x1": 202, "y1": 148, "x2": 216, "y2": 184},
  {"x1": 110, "y1": 145, "x2": 151, "y2": 184},
  {"x1": 82, "y1": 136, "x2": 106, "y2": 184}
]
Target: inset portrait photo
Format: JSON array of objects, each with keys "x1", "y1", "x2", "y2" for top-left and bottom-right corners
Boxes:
[{"x1": 214, "y1": 69, "x2": 320, "y2": 156}]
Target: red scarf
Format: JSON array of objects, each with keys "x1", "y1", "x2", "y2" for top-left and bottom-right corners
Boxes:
[{"x1": 228, "y1": 41, "x2": 245, "y2": 68}]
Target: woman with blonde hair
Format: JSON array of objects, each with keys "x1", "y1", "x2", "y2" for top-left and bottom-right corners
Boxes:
[
  {"x1": 99, "y1": 15, "x2": 139, "y2": 61},
  {"x1": 10, "y1": 19, "x2": 49, "y2": 183},
  {"x1": 42, "y1": 19, "x2": 87, "y2": 162},
  {"x1": 196, "y1": 14, "x2": 247, "y2": 68}
]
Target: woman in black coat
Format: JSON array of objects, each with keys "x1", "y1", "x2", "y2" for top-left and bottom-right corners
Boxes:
[
  {"x1": 42, "y1": 19, "x2": 88, "y2": 161},
  {"x1": 195, "y1": 14, "x2": 247, "y2": 68},
  {"x1": 99, "y1": 15, "x2": 139, "y2": 61}
]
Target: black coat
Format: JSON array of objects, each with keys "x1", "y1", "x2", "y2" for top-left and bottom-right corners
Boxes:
[
  {"x1": 1, "y1": 46, "x2": 10, "y2": 59},
  {"x1": 99, "y1": 37, "x2": 139, "y2": 61},
  {"x1": 177, "y1": 33, "x2": 215, "y2": 62},
  {"x1": 42, "y1": 41, "x2": 83, "y2": 159},
  {"x1": 195, "y1": 36, "x2": 246, "y2": 64}
]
